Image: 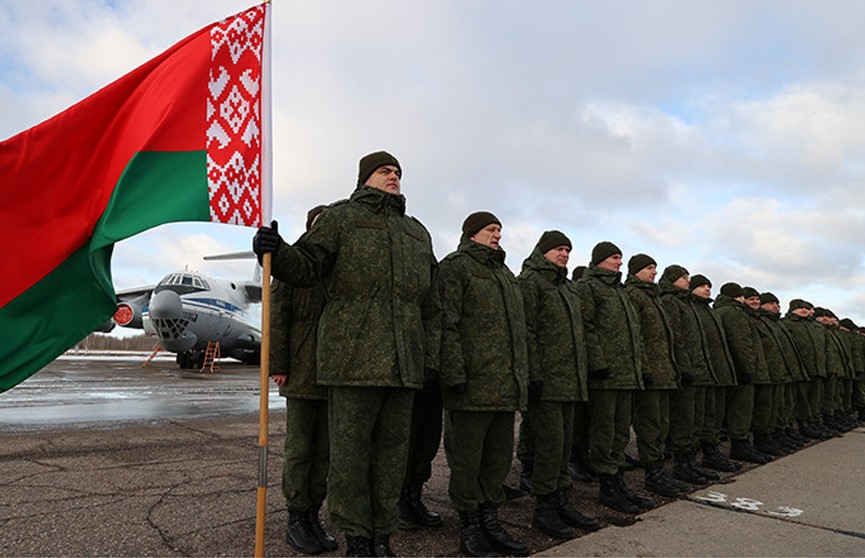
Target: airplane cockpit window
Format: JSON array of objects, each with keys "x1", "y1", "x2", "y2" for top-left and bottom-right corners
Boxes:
[{"x1": 154, "y1": 273, "x2": 208, "y2": 295}]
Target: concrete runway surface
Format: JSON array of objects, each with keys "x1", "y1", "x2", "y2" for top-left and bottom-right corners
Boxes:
[{"x1": 1, "y1": 357, "x2": 864, "y2": 556}]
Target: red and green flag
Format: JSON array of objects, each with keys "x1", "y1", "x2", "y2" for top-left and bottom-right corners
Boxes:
[{"x1": 0, "y1": 3, "x2": 272, "y2": 392}]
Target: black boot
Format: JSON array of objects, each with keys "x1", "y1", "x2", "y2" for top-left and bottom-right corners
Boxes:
[
  {"x1": 644, "y1": 462, "x2": 685, "y2": 497},
  {"x1": 555, "y1": 488, "x2": 601, "y2": 531},
  {"x1": 568, "y1": 461, "x2": 592, "y2": 483},
  {"x1": 729, "y1": 439, "x2": 770, "y2": 464},
  {"x1": 373, "y1": 534, "x2": 396, "y2": 557},
  {"x1": 397, "y1": 487, "x2": 418, "y2": 530},
  {"x1": 345, "y1": 535, "x2": 373, "y2": 557},
  {"x1": 458, "y1": 511, "x2": 497, "y2": 557},
  {"x1": 286, "y1": 510, "x2": 324, "y2": 555},
  {"x1": 532, "y1": 493, "x2": 574, "y2": 539},
  {"x1": 755, "y1": 431, "x2": 786, "y2": 456},
  {"x1": 598, "y1": 473, "x2": 639, "y2": 514},
  {"x1": 798, "y1": 420, "x2": 824, "y2": 440},
  {"x1": 701, "y1": 443, "x2": 742, "y2": 472},
  {"x1": 306, "y1": 507, "x2": 338, "y2": 552},
  {"x1": 478, "y1": 503, "x2": 529, "y2": 556},
  {"x1": 519, "y1": 461, "x2": 534, "y2": 494},
  {"x1": 672, "y1": 453, "x2": 708, "y2": 485},
  {"x1": 407, "y1": 483, "x2": 442, "y2": 527},
  {"x1": 616, "y1": 471, "x2": 655, "y2": 509}
]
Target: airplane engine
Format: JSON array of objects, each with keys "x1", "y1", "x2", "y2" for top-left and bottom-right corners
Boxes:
[{"x1": 114, "y1": 301, "x2": 144, "y2": 329}]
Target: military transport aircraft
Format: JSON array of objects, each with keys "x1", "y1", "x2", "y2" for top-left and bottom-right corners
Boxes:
[{"x1": 112, "y1": 253, "x2": 262, "y2": 368}]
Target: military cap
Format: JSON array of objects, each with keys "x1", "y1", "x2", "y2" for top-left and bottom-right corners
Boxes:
[
  {"x1": 462, "y1": 211, "x2": 502, "y2": 239},
  {"x1": 357, "y1": 151, "x2": 401, "y2": 187},
  {"x1": 690, "y1": 274, "x2": 712, "y2": 290},
  {"x1": 591, "y1": 241, "x2": 622, "y2": 265},
  {"x1": 813, "y1": 307, "x2": 833, "y2": 318},
  {"x1": 742, "y1": 286, "x2": 760, "y2": 299},
  {"x1": 720, "y1": 282, "x2": 744, "y2": 298},
  {"x1": 760, "y1": 292, "x2": 779, "y2": 304},
  {"x1": 628, "y1": 253, "x2": 657, "y2": 276},
  {"x1": 840, "y1": 318, "x2": 858, "y2": 330},
  {"x1": 788, "y1": 299, "x2": 812, "y2": 312},
  {"x1": 572, "y1": 265, "x2": 587, "y2": 281},
  {"x1": 537, "y1": 230, "x2": 571, "y2": 254},
  {"x1": 306, "y1": 204, "x2": 327, "y2": 230},
  {"x1": 661, "y1": 264, "x2": 689, "y2": 284}
]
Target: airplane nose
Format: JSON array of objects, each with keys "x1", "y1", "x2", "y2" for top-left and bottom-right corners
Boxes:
[{"x1": 150, "y1": 290, "x2": 183, "y2": 320}]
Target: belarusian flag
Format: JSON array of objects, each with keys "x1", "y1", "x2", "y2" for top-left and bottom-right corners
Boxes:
[{"x1": 0, "y1": 3, "x2": 271, "y2": 392}]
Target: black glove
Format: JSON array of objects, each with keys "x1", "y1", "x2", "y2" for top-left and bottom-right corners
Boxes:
[
  {"x1": 448, "y1": 382, "x2": 468, "y2": 395},
  {"x1": 588, "y1": 368, "x2": 610, "y2": 381},
  {"x1": 528, "y1": 380, "x2": 544, "y2": 402},
  {"x1": 739, "y1": 372, "x2": 752, "y2": 385},
  {"x1": 680, "y1": 371, "x2": 695, "y2": 386},
  {"x1": 252, "y1": 220, "x2": 282, "y2": 263},
  {"x1": 423, "y1": 368, "x2": 440, "y2": 391},
  {"x1": 641, "y1": 372, "x2": 654, "y2": 387}
]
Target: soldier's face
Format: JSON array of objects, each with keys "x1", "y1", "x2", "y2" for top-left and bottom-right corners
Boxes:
[
  {"x1": 673, "y1": 275, "x2": 690, "y2": 291},
  {"x1": 761, "y1": 301, "x2": 780, "y2": 315},
  {"x1": 745, "y1": 296, "x2": 761, "y2": 309},
  {"x1": 364, "y1": 165, "x2": 401, "y2": 194},
  {"x1": 471, "y1": 224, "x2": 502, "y2": 249},
  {"x1": 544, "y1": 245, "x2": 570, "y2": 268},
  {"x1": 791, "y1": 307, "x2": 810, "y2": 317},
  {"x1": 635, "y1": 264, "x2": 657, "y2": 283},
  {"x1": 816, "y1": 316, "x2": 832, "y2": 325},
  {"x1": 597, "y1": 254, "x2": 622, "y2": 272},
  {"x1": 692, "y1": 284, "x2": 711, "y2": 299}
]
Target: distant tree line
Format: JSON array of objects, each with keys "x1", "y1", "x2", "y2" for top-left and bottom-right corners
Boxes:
[{"x1": 74, "y1": 333, "x2": 158, "y2": 352}]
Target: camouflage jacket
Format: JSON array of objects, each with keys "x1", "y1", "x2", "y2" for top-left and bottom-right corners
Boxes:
[
  {"x1": 658, "y1": 278, "x2": 706, "y2": 383},
  {"x1": 439, "y1": 240, "x2": 528, "y2": 411},
  {"x1": 753, "y1": 309, "x2": 793, "y2": 383},
  {"x1": 688, "y1": 295, "x2": 735, "y2": 387},
  {"x1": 623, "y1": 276, "x2": 678, "y2": 390},
  {"x1": 270, "y1": 280, "x2": 327, "y2": 400},
  {"x1": 575, "y1": 266, "x2": 643, "y2": 390},
  {"x1": 821, "y1": 324, "x2": 851, "y2": 379},
  {"x1": 842, "y1": 329, "x2": 865, "y2": 377},
  {"x1": 713, "y1": 295, "x2": 770, "y2": 384},
  {"x1": 518, "y1": 247, "x2": 588, "y2": 402},
  {"x1": 782, "y1": 313, "x2": 828, "y2": 379},
  {"x1": 759, "y1": 310, "x2": 808, "y2": 382},
  {"x1": 271, "y1": 186, "x2": 441, "y2": 389}
]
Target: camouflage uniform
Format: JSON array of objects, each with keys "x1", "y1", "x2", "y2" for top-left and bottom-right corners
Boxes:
[
  {"x1": 575, "y1": 266, "x2": 643, "y2": 476},
  {"x1": 783, "y1": 311, "x2": 827, "y2": 429},
  {"x1": 271, "y1": 186, "x2": 440, "y2": 539},
  {"x1": 518, "y1": 246, "x2": 588, "y2": 497},
  {"x1": 763, "y1": 311, "x2": 809, "y2": 434},
  {"x1": 440, "y1": 240, "x2": 528, "y2": 513},
  {"x1": 270, "y1": 280, "x2": 329, "y2": 515},
  {"x1": 623, "y1": 276, "x2": 677, "y2": 468}
]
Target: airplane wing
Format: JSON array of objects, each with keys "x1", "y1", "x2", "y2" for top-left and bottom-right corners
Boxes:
[{"x1": 115, "y1": 285, "x2": 156, "y2": 302}]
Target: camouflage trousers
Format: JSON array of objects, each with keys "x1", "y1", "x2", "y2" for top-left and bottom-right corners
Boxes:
[
  {"x1": 588, "y1": 388, "x2": 633, "y2": 476},
  {"x1": 444, "y1": 410, "x2": 515, "y2": 512},
  {"x1": 726, "y1": 383, "x2": 754, "y2": 441},
  {"x1": 793, "y1": 381, "x2": 814, "y2": 422},
  {"x1": 527, "y1": 400, "x2": 575, "y2": 496},
  {"x1": 327, "y1": 386, "x2": 413, "y2": 538},
  {"x1": 282, "y1": 397, "x2": 329, "y2": 513},
  {"x1": 403, "y1": 388, "x2": 443, "y2": 488},
  {"x1": 668, "y1": 385, "x2": 696, "y2": 454},
  {"x1": 633, "y1": 389, "x2": 670, "y2": 466},
  {"x1": 752, "y1": 384, "x2": 775, "y2": 435}
]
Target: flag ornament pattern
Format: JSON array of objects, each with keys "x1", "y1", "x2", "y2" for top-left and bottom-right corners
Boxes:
[
  {"x1": 0, "y1": 3, "x2": 270, "y2": 393},
  {"x1": 208, "y1": 6, "x2": 264, "y2": 226}
]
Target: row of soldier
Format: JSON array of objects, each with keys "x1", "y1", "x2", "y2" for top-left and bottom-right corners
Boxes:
[{"x1": 251, "y1": 151, "x2": 865, "y2": 558}]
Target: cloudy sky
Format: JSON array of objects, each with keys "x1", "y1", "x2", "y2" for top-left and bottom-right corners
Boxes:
[{"x1": 3, "y1": 0, "x2": 865, "y2": 326}]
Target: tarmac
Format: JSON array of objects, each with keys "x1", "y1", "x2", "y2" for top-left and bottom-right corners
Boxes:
[{"x1": 2, "y1": 357, "x2": 865, "y2": 556}]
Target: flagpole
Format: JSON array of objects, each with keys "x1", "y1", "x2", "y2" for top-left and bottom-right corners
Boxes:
[{"x1": 255, "y1": 2, "x2": 273, "y2": 557}]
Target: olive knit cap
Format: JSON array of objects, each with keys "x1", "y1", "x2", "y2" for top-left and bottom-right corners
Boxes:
[
  {"x1": 742, "y1": 286, "x2": 760, "y2": 299},
  {"x1": 719, "y1": 282, "x2": 744, "y2": 298},
  {"x1": 628, "y1": 253, "x2": 656, "y2": 276},
  {"x1": 813, "y1": 307, "x2": 832, "y2": 318},
  {"x1": 537, "y1": 230, "x2": 572, "y2": 254},
  {"x1": 305, "y1": 204, "x2": 327, "y2": 231},
  {"x1": 690, "y1": 274, "x2": 711, "y2": 291},
  {"x1": 760, "y1": 292, "x2": 779, "y2": 304},
  {"x1": 572, "y1": 265, "x2": 587, "y2": 281},
  {"x1": 591, "y1": 241, "x2": 622, "y2": 265},
  {"x1": 462, "y1": 211, "x2": 502, "y2": 239},
  {"x1": 357, "y1": 151, "x2": 401, "y2": 187},
  {"x1": 788, "y1": 299, "x2": 812, "y2": 312},
  {"x1": 660, "y1": 264, "x2": 688, "y2": 284},
  {"x1": 840, "y1": 318, "x2": 858, "y2": 330}
]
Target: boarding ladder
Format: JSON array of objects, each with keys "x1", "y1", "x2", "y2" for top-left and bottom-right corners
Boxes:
[
  {"x1": 201, "y1": 341, "x2": 221, "y2": 373},
  {"x1": 142, "y1": 342, "x2": 162, "y2": 368}
]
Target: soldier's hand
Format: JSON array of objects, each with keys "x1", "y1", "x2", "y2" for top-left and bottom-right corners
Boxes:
[
  {"x1": 641, "y1": 372, "x2": 654, "y2": 387},
  {"x1": 588, "y1": 368, "x2": 610, "y2": 381},
  {"x1": 528, "y1": 380, "x2": 543, "y2": 401},
  {"x1": 739, "y1": 373, "x2": 752, "y2": 385},
  {"x1": 680, "y1": 371, "x2": 695, "y2": 386},
  {"x1": 271, "y1": 374, "x2": 287, "y2": 387},
  {"x1": 448, "y1": 382, "x2": 468, "y2": 395},
  {"x1": 253, "y1": 220, "x2": 282, "y2": 263}
]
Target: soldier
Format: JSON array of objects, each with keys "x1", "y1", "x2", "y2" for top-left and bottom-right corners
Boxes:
[
  {"x1": 687, "y1": 275, "x2": 741, "y2": 473},
  {"x1": 814, "y1": 308, "x2": 856, "y2": 432},
  {"x1": 576, "y1": 242, "x2": 652, "y2": 514},
  {"x1": 519, "y1": 231, "x2": 600, "y2": 540},
  {"x1": 253, "y1": 151, "x2": 441, "y2": 557},
  {"x1": 270, "y1": 205, "x2": 337, "y2": 555},
  {"x1": 838, "y1": 318, "x2": 864, "y2": 427},
  {"x1": 713, "y1": 283, "x2": 772, "y2": 463},
  {"x1": 783, "y1": 299, "x2": 834, "y2": 439},
  {"x1": 439, "y1": 211, "x2": 530, "y2": 557},
  {"x1": 623, "y1": 254, "x2": 686, "y2": 498},
  {"x1": 658, "y1": 265, "x2": 710, "y2": 486}
]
